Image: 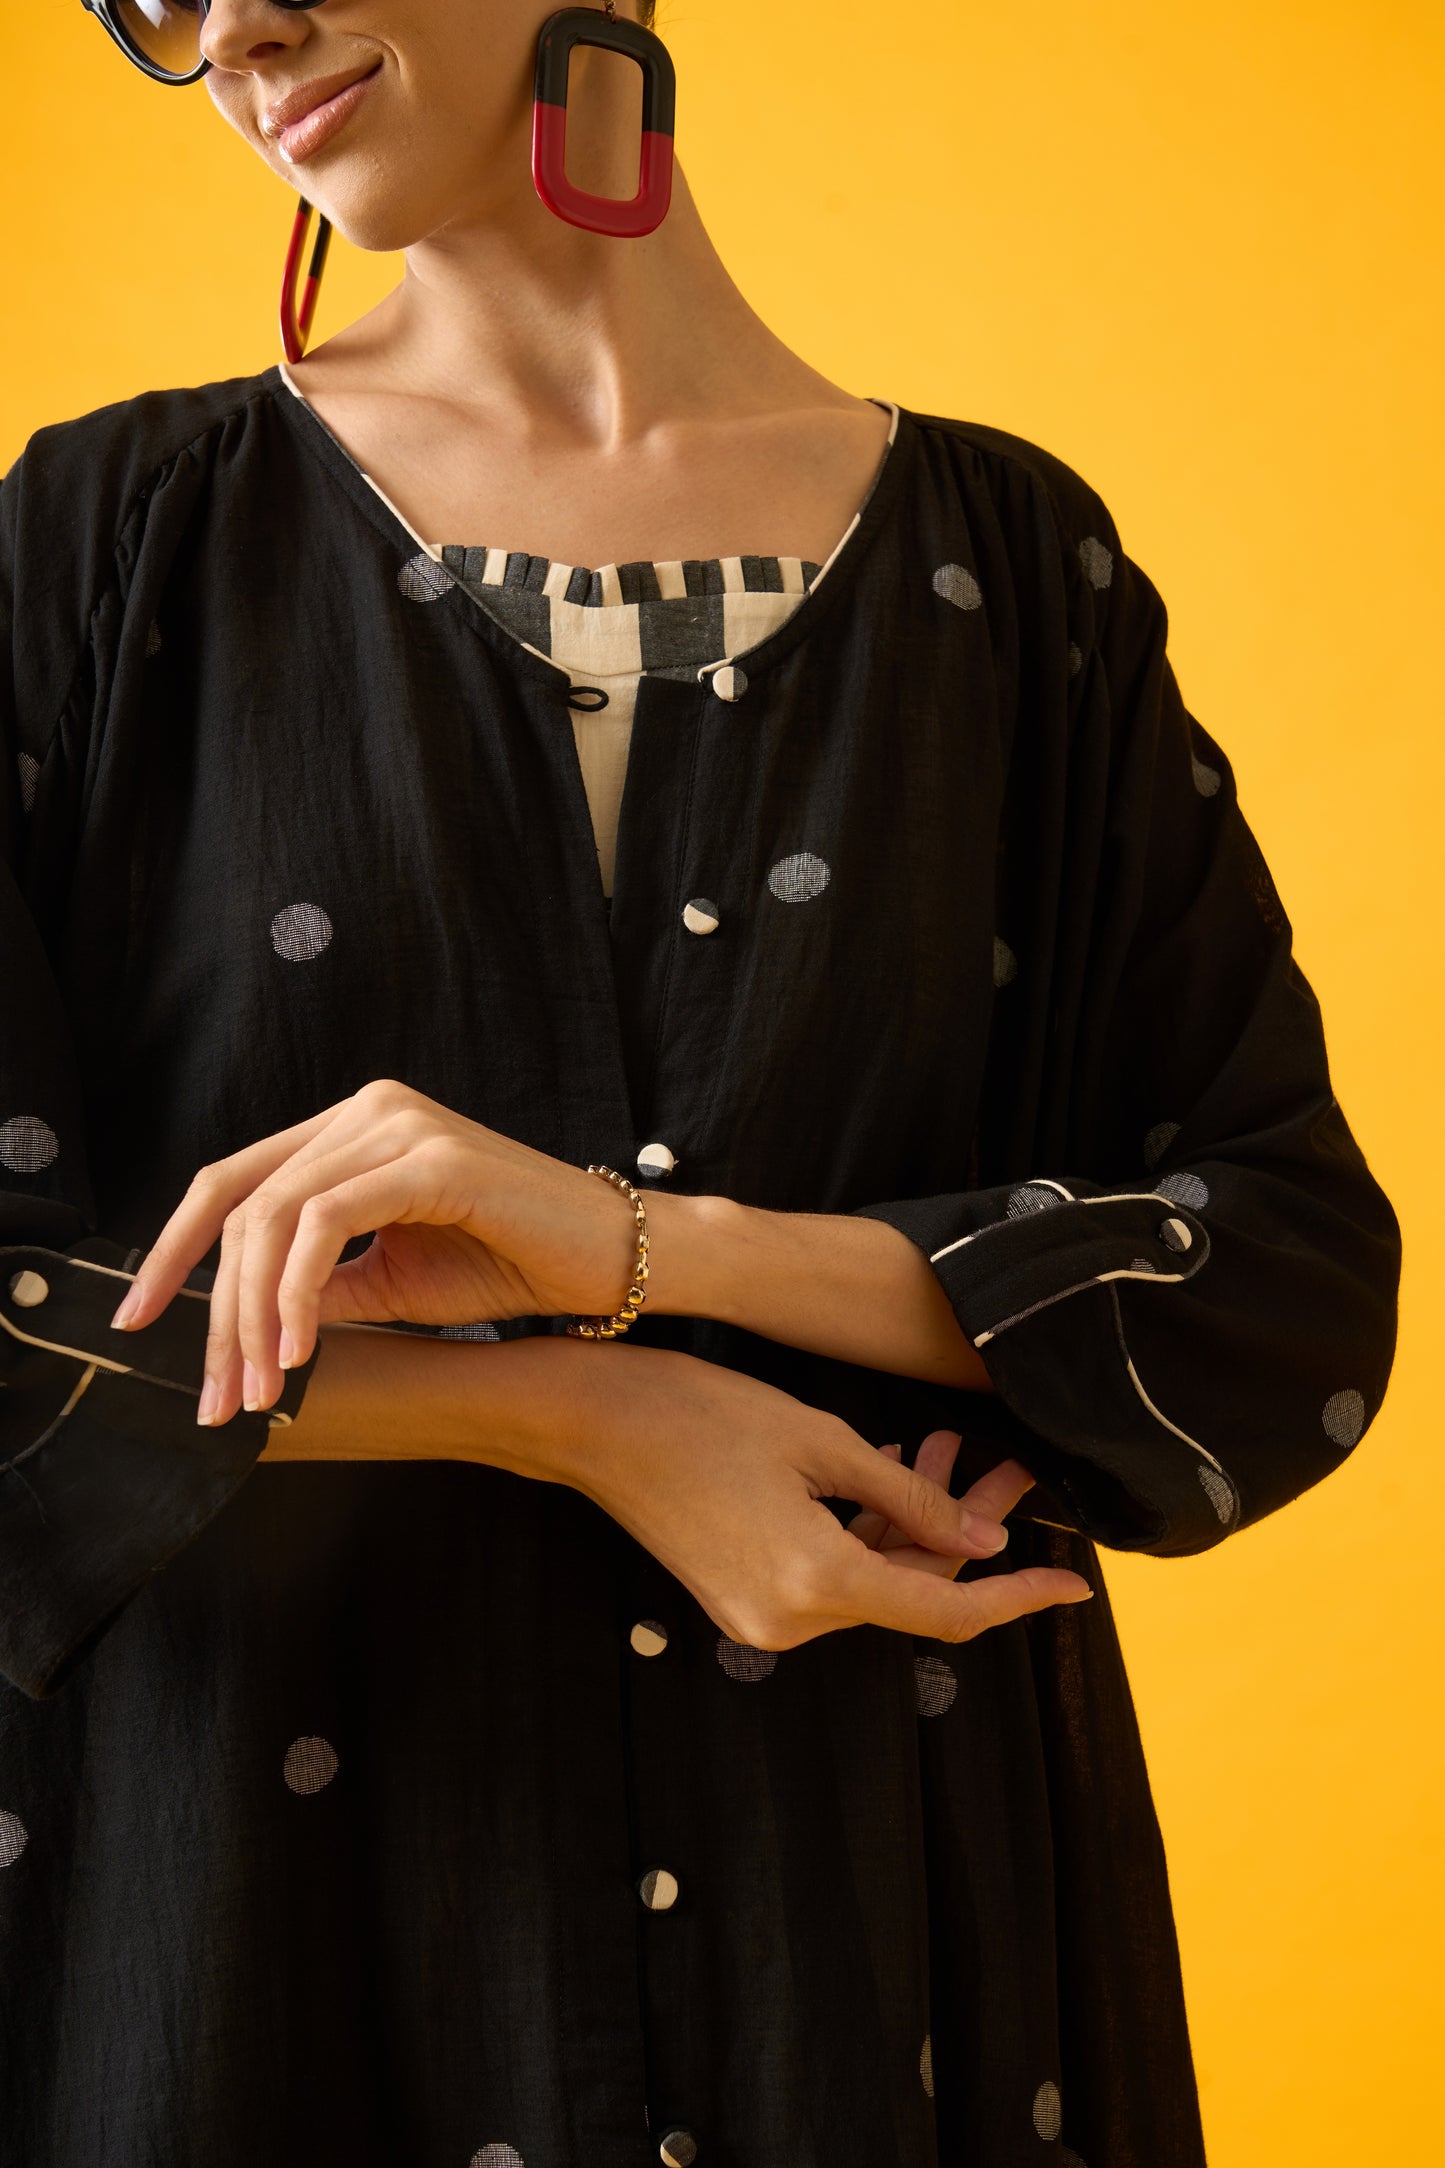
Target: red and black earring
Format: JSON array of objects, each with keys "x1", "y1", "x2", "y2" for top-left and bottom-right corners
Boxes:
[
  {"x1": 279, "y1": 1, "x2": 675, "y2": 363},
  {"x1": 531, "y1": 2, "x2": 676, "y2": 238}
]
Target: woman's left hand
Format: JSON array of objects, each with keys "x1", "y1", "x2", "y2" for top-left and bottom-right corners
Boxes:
[{"x1": 107, "y1": 1078, "x2": 649, "y2": 1420}]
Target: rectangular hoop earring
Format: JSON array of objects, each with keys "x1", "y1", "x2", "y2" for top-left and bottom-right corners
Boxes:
[{"x1": 531, "y1": 5, "x2": 676, "y2": 238}]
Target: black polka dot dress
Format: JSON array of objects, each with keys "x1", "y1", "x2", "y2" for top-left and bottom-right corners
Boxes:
[{"x1": 0, "y1": 365, "x2": 1402, "y2": 2168}]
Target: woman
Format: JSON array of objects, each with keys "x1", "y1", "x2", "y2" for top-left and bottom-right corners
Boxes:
[{"x1": 0, "y1": 1, "x2": 1402, "y2": 2163}]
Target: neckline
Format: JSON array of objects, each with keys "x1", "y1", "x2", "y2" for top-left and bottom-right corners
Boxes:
[{"x1": 267, "y1": 363, "x2": 914, "y2": 693}]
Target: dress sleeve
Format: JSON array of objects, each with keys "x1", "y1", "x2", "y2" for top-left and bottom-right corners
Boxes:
[
  {"x1": 853, "y1": 505, "x2": 1402, "y2": 1559},
  {"x1": 0, "y1": 448, "x2": 322, "y2": 1700}
]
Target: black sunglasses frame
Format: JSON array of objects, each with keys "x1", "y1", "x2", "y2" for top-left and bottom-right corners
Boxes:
[{"x1": 79, "y1": 0, "x2": 329, "y2": 87}]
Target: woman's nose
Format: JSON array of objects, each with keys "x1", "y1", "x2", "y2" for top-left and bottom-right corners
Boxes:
[{"x1": 198, "y1": 0, "x2": 314, "y2": 73}]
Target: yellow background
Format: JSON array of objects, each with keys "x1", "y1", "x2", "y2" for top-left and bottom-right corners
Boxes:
[{"x1": 5, "y1": 4, "x2": 1440, "y2": 2162}]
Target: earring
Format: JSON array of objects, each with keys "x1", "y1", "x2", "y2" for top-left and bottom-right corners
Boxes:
[
  {"x1": 279, "y1": 196, "x2": 333, "y2": 363},
  {"x1": 532, "y1": 3, "x2": 676, "y2": 237}
]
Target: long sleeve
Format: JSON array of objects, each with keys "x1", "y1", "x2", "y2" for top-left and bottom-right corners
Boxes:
[
  {"x1": 854, "y1": 493, "x2": 1402, "y2": 1558},
  {"x1": 0, "y1": 443, "x2": 321, "y2": 1700}
]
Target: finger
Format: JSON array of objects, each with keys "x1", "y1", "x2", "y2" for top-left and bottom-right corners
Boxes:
[
  {"x1": 195, "y1": 1197, "x2": 249, "y2": 1428},
  {"x1": 844, "y1": 1443, "x2": 902, "y2": 1550},
  {"x1": 108, "y1": 1106, "x2": 342, "y2": 1333},
  {"x1": 954, "y1": 1457, "x2": 1045, "y2": 1527},
  {"x1": 822, "y1": 1534, "x2": 1095, "y2": 1644},
  {"x1": 819, "y1": 1432, "x2": 1017, "y2": 1561}
]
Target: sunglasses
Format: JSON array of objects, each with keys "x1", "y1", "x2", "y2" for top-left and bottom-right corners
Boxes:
[{"x1": 80, "y1": 0, "x2": 328, "y2": 87}]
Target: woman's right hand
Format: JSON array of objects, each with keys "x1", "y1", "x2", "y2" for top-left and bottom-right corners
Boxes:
[{"x1": 553, "y1": 1341, "x2": 1094, "y2": 1651}]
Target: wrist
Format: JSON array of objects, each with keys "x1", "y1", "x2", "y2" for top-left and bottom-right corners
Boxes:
[{"x1": 639, "y1": 1190, "x2": 752, "y2": 1326}]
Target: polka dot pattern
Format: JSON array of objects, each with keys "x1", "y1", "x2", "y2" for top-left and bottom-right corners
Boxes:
[
  {"x1": 716, "y1": 1636, "x2": 778, "y2": 1681},
  {"x1": 767, "y1": 852, "x2": 830, "y2": 903},
  {"x1": 469, "y1": 2147, "x2": 526, "y2": 2168},
  {"x1": 0, "y1": 1811, "x2": 29, "y2": 1868},
  {"x1": 0, "y1": 1115, "x2": 59, "y2": 1176},
  {"x1": 914, "y1": 1653, "x2": 957, "y2": 1717},
  {"x1": 283, "y1": 1736, "x2": 339, "y2": 1795},
  {"x1": 1143, "y1": 1120, "x2": 1181, "y2": 1169},
  {"x1": 1322, "y1": 1388, "x2": 1365, "y2": 1449},
  {"x1": 145, "y1": 618, "x2": 163, "y2": 657},
  {"x1": 1197, "y1": 1466, "x2": 1235, "y2": 1523},
  {"x1": 932, "y1": 562, "x2": 983, "y2": 611},
  {"x1": 397, "y1": 552, "x2": 457, "y2": 602},
  {"x1": 1129, "y1": 1255, "x2": 1159, "y2": 1273},
  {"x1": 1155, "y1": 1170, "x2": 1209, "y2": 1211},
  {"x1": 1191, "y1": 753, "x2": 1222, "y2": 797},
  {"x1": 1033, "y1": 2078, "x2": 1063, "y2": 2140},
  {"x1": 920, "y1": 2033, "x2": 934, "y2": 2098},
  {"x1": 271, "y1": 903, "x2": 333, "y2": 962},
  {"x1": 1078, "y1": 536, "x2": 1113, "y2": 589},
  {"x1": 17, "y1": 750, "x2": 39, "y2": 814},
  {"x1": 1007, "y1": 1182, "x2": 1065, "y2": 1217},
  {"x1": 1068, "y1": 641, "x2": 1084, "y2": 678},
  {"x1": 993, "y1": 937, "x2": 1018, "y2": 987}
]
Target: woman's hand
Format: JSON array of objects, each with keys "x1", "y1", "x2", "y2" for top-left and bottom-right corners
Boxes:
[
  {"x1": 107, "y1": 1078, "x2": 650, "y2": 1422},
  {"x1": 562, "y1": 1343, "x2": 1095, "y2": 1649}
]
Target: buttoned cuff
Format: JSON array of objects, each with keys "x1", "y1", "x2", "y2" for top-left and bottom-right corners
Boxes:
[
  {"x1": 0, "y1": 1235, "x2": 323, "y2": 1698},
  {"x1": 853, "y1": 1179, "x2": 1238, "y2": 1556}
]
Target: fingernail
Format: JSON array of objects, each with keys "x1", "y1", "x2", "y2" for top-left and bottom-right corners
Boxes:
[
  {"x1": 196, "y1": 1377, "x2": 219, "y2": 1426},
  {"x1": 1072, "y1": 1588, "x2": 1096, "y2": 1601},
  {"x1": 277, "y1": 1328, "x2": 295, "y2": 1370},
  {"x1": 971, "y1": 1519, "x2": 1010, "y2": 1554},
  {"x1": 242, "y1": 1360, "x2": 260, "y2": 1412},
  {"x1": 110, "y1": 1288, "x2": 141, "y2": 1330}
]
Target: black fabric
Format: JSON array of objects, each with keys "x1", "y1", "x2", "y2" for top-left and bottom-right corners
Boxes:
[{"x1": 0, "y1": 365, "x2": 1401, "y2": 2168}]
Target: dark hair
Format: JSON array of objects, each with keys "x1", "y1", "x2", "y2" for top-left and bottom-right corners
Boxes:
[{"x1": 638, "y1": 0, "x2": 658, "y2": 26}]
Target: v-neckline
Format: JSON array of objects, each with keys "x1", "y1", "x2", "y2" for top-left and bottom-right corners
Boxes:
[{"x1": 267, "y1": 364, "x2": 915, "y2": 693}]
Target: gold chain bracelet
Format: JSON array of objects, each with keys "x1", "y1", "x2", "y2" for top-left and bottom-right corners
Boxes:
[{"x1": 566, "y1": 1166, "x2": 650, "y2": 1339}]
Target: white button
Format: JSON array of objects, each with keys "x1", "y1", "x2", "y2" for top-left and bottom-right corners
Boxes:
[
  {"x1": 637, "y1": 1142, "x2": 676, "y2": 1178},
  {"x1": 1158, "y1": 1215, "x2": 1193, "y2": 1252},
  {"x1": 630, "y1": 1620, "x2": 669, "y2": 1657},
  {"x1": 638, "y1": 1866, "x2": 680, "y2": 1910},
  {"x1": 659, "y1": 2131, "x2": 698, "y2": 2167},
  {"x1": 681, "y1": 897, "x2": 719, "y2": 936},
  {"x1": 711, "y1": 664, "x2": 747, "y2": 701},
  {"x1": 8, "y1": 1270, "x2": 49, "y2": 1308}
]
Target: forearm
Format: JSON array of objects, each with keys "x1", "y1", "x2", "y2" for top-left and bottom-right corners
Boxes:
[
  {"x1": 643, "y1": 1195, "x2": 995, "y2": 1393},
  {"x1": 259, "y1": 1320, "x2": 603, "y2": 1479}
]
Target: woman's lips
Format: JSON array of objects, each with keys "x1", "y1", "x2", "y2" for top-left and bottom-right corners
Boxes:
[{"x1": 276, "y1": 61, "x2": 382, "y2": 165}]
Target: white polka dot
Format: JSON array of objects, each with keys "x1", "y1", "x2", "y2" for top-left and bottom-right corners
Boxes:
[
  {"x1": 271, "y1": 902, "x2": 333, "y2": 961},
  {"x1": 716, "y1": 1635, "x2": 778, "y2": 1681},
  {"x1": 397, "y1": 552, "x2": 457, "y2": 602},
  {"x1": 0, "y1": 1115, "x2": 59, "y2": 1175},
  {"x1": 17, "y1": 750, "x2": 39, "y2": 813},
  {"x1": 145, "y1": 618, "x2": 163, "y2": 657},
  {"x1": 1068, "y1": 642, "x2": 1084, "y2": 677},
  {"x1": 469, "y1": 2147, "x2": 526, "y2": 2168},
  {"x1": 1197, "y1": 1466, "x2": 1235, "y2": 1523},
  {"x1": 1078, "y1": 536, "x2": 1113, "y2": 589},
  {"x1": 711, "y1": 663, "x2": 748, "y2": 701},
  {"x1": 0, "y1": 1811, "x2": 29, "y2": 1868},
  {"x1": 920, "y1": 2032, "x2": 934, "y2": 2098},
  {"x1": 1129, "y1": 1255, "x2": 1159, "y2": 1273},
  {"x1": 993, "y1": 937, "x2": 1018, "y2": 987},
  {"x1": 1191, "y1": 753, "x2": 1222, "y2": 797},
  {"x1": 1322, "y1": 1388, "x2": 1365, "y2": 1450},
  {"x1": 1143, "y1": 1120, "x2": 1181, "y2": 1169},
  {"x1": 1007, "y1": 1182, "x2": 1065, "y2": 1217},
  {"x1": 1155, "y1": 1171, "x2": 1209, "y2": 1211},
  {"x1": 283, "y1": 1736, "x2": 338, "y2": 1794},
  {"x1": 767, "y1": 851, "x2": 830, "y2": 902},
  {"x1": 914, "y1": 1653, "x2": 957, "y2": 1717},
  {"x1": 1033, "y1": 2077, "x2": 1063, "y2": 2139},
  {"x1": 932, "y1": 562, "x2": 983, "y2": 611},
  {"x1": 436, "y1": 1320, "x2": 502, "y2": 1340}
]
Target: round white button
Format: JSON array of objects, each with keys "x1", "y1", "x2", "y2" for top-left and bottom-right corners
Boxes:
[
  {"x1": 681, "y1": 897, "x2": 719, "y2": 936},
  {"x1": 638, "y1": 1866, "x2": 680, "y2": 1910},
  {"x1": 711, "y1": 664, "x2": 747, "y2": 701},
  {"x1": 659, "y1": 2131, "x2": 698, "y2": 2167},
  {"x1": 8, "y1": 1270, "x2": 49, "y2": 1308},
  {"x1": 630, "y1": 1620, "x2": 669, "y2": 1657},
  {"x1": 1158, "y1": 1215, "x2": 1193, "y2": 1252},
  {"x1": 637, "y1": 1142, "x2": 676, "y2": 1178}
]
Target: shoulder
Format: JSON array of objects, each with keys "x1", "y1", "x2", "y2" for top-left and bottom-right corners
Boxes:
[
  {"x1": 3, "y1": 367, "x2": 281, "y2": 526},
  {"x1": 901, "y1": 405, "x2": 1125, "y2": 567}
]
